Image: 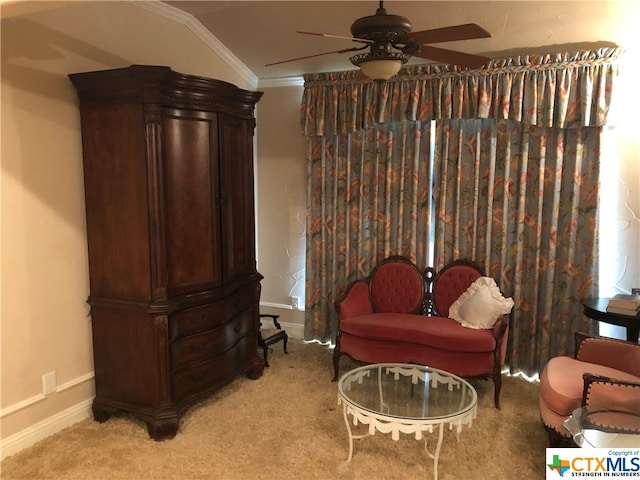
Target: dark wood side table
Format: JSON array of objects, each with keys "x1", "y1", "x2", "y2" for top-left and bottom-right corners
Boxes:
[{"x1": 582, "y1": 297, "x2": 640, "y2": 343}]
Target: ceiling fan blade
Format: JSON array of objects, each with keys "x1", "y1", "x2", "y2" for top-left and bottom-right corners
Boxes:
[
  {"x1": 265, "y1": 46, "x2": 365, "y2": 67},
  {"x1": 410, "y1": 45, "x2": 490, "y2": 69},
  {"x1": 297, "y1": 31, "x2": 372, "y2": 45},
  {"x1": 403, "y1": 23, "x2": 491, "y2": 45}
]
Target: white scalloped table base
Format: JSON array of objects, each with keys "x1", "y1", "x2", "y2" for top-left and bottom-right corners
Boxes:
[{"x1": 337, "y1": 364, "x2": 477, "y2": 480}]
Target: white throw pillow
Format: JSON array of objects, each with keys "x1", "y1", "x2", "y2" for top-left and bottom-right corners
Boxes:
[{"x1": 448, "y1": 277, "x2": 514, "y2": 329}]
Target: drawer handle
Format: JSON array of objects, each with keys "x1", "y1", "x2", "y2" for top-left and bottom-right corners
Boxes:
[{"x1": 190, "y1": 342, "x2": 208, "y2": 353}]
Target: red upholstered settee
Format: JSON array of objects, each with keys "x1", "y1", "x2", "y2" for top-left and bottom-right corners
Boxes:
[{"x1": 333, "y1": 256, "x2": 511, "y2": 408}]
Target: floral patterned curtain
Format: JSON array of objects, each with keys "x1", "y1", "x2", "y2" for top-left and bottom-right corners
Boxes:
[
  {"x1": 302, "y1": 48, "x2": 620, "y2": 369},
  {"x1": 304, "y1": 121, "x2": 433, "y2": 341},
  {"x1": 302, "y1": 49, "x2": 620, "y2": 134},
  {"x1": 433, "y1": 119, "x2": 601, "y2": 375}
]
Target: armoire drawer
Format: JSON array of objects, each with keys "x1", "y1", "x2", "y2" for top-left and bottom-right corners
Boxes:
[
  {"x1": 170, "y1": 310, "x2": 254, "y2": 371},
  {"x1": 169, "y1": 302, "x2": 226, "y2": 340},
  {"x1": 171, "y1": 347, "x2": 239, "y2": 403},
  {"x1": 169, "y1": 286, "x2": 257, "y2": 340}
]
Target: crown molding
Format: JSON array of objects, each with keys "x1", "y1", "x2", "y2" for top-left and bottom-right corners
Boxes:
[
  {"x1": 258, "y1": 76, "x2": 305, "y2": 89},
  {"x1": 132, "y1": 1, "x2": 259, "y2": 89}
]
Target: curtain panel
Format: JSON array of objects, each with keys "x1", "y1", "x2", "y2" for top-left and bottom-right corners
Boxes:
[
  {"x1": 432, "y1": 119, "x2": 601, "y2": 375},
  {"x1": 304, "y1": 122, "x2": 433, "y2": 341},
  {"x1": 301, "y1": 48, "x2": 620, "y2": 372},
  {"x1": 301, "y1": 48, "x2": 621, "y2": 135}
]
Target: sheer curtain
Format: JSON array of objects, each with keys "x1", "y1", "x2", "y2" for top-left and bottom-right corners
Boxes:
[{"x1": 301, "y1": 49, "x2": 620, "y2": 372}]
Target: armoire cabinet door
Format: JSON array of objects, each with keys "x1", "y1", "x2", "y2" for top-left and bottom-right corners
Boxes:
[
  {"x1": 219, "y1": 114, "x2": 257, "y2": 282},
  {"x1": 163, "y1": 108, "x2": 223, "y2": 296}
]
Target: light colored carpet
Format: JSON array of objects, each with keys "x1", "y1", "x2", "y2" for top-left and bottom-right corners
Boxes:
[{"x1": 1, "y1": 340, "x2": 547, "y2": 479}]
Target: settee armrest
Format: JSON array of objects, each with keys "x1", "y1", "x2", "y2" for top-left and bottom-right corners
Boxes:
[
  {"x1": 492, "y1": 313, "x2": 509, "y2": 339},
  {"x1": 335, "y1": 280, "x2": 373, "y2": 320},
  {"x1": 575, "y1": 332, "x2": 640, "y2": 377},
  {"x1": 581, "y1": 373, "x2": 640, "y2": 430}
]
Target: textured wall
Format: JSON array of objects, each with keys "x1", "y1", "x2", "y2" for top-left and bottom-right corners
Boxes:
[
  {"x1": 256, "y1": 86, "x2": 307, "y2": 308},
  {"x1": 598, "y1": 52, "x2": 640, "y2": 337}
]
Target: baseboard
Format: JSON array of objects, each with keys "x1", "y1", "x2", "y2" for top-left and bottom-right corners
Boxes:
[
  {"x1": 0, "y1": 398, "x2": 93, "y2": 461},
  {"x1": 278, "y1": 321, "x2": 304, "y2": 340}
]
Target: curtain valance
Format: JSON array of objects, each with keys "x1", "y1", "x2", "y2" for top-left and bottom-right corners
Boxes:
[{"x1": 301, "y1": 48, "x2": 621, "y2": 136}]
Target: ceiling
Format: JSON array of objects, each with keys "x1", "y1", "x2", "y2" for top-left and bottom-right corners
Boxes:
[{"x1": 164, "y1": 1, "x2": 638, "y2": 82}]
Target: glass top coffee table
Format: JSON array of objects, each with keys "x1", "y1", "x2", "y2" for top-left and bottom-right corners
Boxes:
[
  {"x1": 564, "y1": 407, "x2": 640, "y2": 448},
  {"x1": 338, "y1": 363, "x2": 477, "y2": 480}
]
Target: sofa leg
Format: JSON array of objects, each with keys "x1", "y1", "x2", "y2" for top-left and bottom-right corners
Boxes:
[
  {"x1": 332, "y1": 350, "x2": 340, "y2": 382},
  {"x1": 493, "y1": 372, "x2": 502, "y2": 409},
  {"x1": 332, "y1": 333, "x2": 342, "y2": 382}
]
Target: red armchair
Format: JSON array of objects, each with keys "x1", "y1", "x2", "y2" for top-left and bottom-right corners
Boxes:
[
  {"x1": 333, "y1": 257, "x2": 512, "y2": 407},
  {"x1": 539, "y1": 332, "x2": 640, "y2": 446}
]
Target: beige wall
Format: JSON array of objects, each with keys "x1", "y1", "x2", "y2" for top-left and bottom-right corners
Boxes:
[
  {"x1": 0, "y1": 0, "x2": 257, "y2": 455},
  {"x1": 255, "y1": 85, "x2": 307, "y2": 332},
  {"x1": 597, "y1": 54, "x2": 640, "y2": 337},
  {"x1": 2, "y1": 0, "x2": 639, "y2": 460}
]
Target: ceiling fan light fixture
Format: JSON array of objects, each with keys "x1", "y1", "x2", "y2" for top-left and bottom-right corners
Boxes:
[
  {"x1": 350, "y1": 51, "x2": 409, "y2": 81},
  {"x1": 268, "y1": 1, "x2": 493, "y2": 76},
  {"x1": 358, "y1": 59, "x2": 402, "y2": 81}
]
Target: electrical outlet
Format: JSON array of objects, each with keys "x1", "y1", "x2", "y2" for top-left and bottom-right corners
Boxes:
[
  {"x1": 43, "y1": 371, "x2": 57, "y2": 395},
  {"x1": 291, "y1": 296, "x2": 300, "y2": 310}
]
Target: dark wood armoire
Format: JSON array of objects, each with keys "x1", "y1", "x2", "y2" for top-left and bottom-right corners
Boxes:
[{"x1": 69, "y1": 65, "x2": 264, "y2": 440}]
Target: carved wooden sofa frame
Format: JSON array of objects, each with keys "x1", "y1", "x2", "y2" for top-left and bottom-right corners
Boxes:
[{"x1": 333, "y1": 256, "x2": 510, "y2": 408}]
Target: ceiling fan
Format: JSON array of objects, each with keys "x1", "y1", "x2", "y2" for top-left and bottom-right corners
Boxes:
[{"x1": 266, "y1": 1, "x2": 492, "y2": 81}]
